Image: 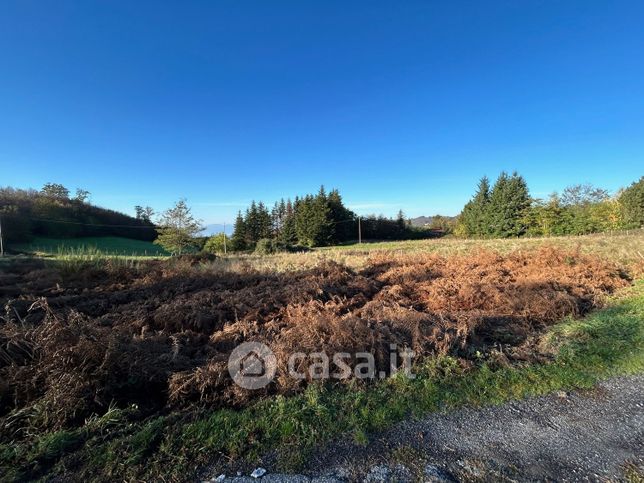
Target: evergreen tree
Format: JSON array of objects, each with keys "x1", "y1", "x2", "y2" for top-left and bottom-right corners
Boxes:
[
  {"x1": 458, "y1": 176, "x2": 491, "y2": 236},
  {"x1": 241, "y1": 201, "x2": 271, "y2": 247},
  {"x1": 231, "y1": 211, "x2": 247, "y2": 251},
  {"x1": 295, "y1": 195, "x2": 315, "y2": 246},
  {"x1": 327, "y1": 189, "x2": 355, "y2": 243},
  {"x1": 473, "y1": 176, "x2": 491, "y2": 235},
  {"x1": 279, "y1": 199, "x2": 298, "y2": 245},
  {"x1": 271, "y1": 201, "x2": 281, "y2": 237},
  {"x1": 256, "y1": 201, "x2": 273, "y2": 239},
  {"x1": 271, "y1": 198, "x2": 287, "y2": 238},
  {"x1": 487, "y1": 172, "x2": 530, "y2": 237},
  {"x1": 619, "y1": 177, "x2": 644, "y2": 228},
  {"x1": 295, "y1": 190, "x2": 333, "y2": 247},
  {"x1": 396, "y1": 209, "x2": 406, "y2": 234},
  {"x1": 314, "y1": 186, "x2": 333, "y2": 245},
  {"x1": 245, "y1": 202, "x2": 259, "y2": 246}
]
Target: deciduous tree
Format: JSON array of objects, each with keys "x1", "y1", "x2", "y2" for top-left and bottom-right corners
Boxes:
[{"x1": 41, "y1": 183, "x2": 69, "y2": 199}]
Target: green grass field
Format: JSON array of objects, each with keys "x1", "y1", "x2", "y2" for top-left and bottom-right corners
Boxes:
[{"x1": 10, "y1": 236, "x2": 169, "y2": 258}]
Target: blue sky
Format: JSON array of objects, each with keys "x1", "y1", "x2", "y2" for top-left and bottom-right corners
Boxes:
[{"x1": 1, "y1": 1, "x2": 643, "y2": 231}]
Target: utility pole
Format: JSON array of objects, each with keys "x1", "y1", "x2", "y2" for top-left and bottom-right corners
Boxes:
[
  {"x1": 358, "y1": 216, "x2": 362, "y2": 244},
  {"x1": 223, "y1": 222, "x2": 227, "y2": 255},
  {"x1": 0, "y1": 215, "x2": 4, "y2": 257}
]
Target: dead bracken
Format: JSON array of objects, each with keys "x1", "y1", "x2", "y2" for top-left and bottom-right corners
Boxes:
[{"x1": 0, "y1": 247, "x2": 631, "y2": 431}]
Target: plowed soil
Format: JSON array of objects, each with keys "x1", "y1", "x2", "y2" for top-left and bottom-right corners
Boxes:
[{"x1": 0, "y1": 248, "x2": 631, "y2": 431}]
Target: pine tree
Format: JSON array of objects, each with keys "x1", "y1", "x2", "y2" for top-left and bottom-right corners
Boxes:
[
  {"x1": 327, "y1": 189, "x2": 355, "y2": 243},
  {"x1": 295, "y1": 195, "x2": 314, "y2": 246},
  {"x1": 231, "y1": 211, "x2": 247, "y2": 251},
  {"x1": 473, "y1": 176, "x2": 491, "y2": 235},
  {"x1": 256, "y1": 201, "x2": 272, "y2": 239},
  {"x1": 245, "y1": 202, "x2": 258, "y2": 246},
  {"x1": 295, "y1": 191, "x2": 333, "y2": 247},
  {"x1": 458, "y1": 176, "x2": 491, "y2": 236},
  {"x1": 313, "y1": 186, "x2": 333, "y2": 245},
  {"x1": 271, "y1": 201, "x2": 281, "y2": 238},
  {"x1": 271, "y1": 198, "x2": 287, "y2": 237},
  {"x1": 487, "y1": 172, "x2": 530, "y2": 237},
  {"x1": 279, "y1": 199, "x2": 298, "y2": 245},
  {"x1": 396, "y1": 209, "x2": 406, "y2": 234}
]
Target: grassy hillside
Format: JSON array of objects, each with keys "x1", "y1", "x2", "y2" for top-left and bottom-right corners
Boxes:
[
  {"x1": 10, "y1": 236, "x2": 168, "y2": 257},
  {"x1": 0, "y1": 187, "x2": 156, "y2": 243}
]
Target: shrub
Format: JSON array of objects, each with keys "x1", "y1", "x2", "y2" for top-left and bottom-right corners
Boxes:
[
  {"x1": 254, "y1": 238, "x2": 277, "y2": 255},
  {"x1": 203, "y1": 234, "x2": 229, "y2": 254}
]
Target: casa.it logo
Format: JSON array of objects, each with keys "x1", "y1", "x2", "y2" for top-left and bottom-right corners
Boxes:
[{"x1": 228, "y1": 341, "x2": 277, "y2": 390}]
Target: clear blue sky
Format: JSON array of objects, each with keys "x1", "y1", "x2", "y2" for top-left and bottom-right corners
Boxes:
[{"x1": 1, "y1": 1, "x2": 643, "y2": 231}]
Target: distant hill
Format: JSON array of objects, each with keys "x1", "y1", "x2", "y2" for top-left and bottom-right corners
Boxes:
[
  {"x1": 0, "y1": 187, "x2": 157, "y2": 243},
  {"x1": 201, "y1": 223, "x2": 234, "y2": 236},
  {"x1": 409, "y1": 215, "x2": 457, "y2": 227},
  {"x1": 409, "y1": 216, "x2": 433, "y2": 227}
]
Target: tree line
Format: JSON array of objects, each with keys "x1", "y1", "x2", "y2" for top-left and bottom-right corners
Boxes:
[
  {"x1": 127, "y1": 174, "x2": 644, "y2": 256},
  {"x1": 3, "y1": 174, "x2": 641, "y2": 254},
  {"x1": 228, "y1": 186, "x2": 424, "y2": 252},
  {"x1": 455, "y1": 173, "x2": 643, "y2": 238},
  {"x1": 0, "y1": 184, "x2": 157, "y2": 243}
]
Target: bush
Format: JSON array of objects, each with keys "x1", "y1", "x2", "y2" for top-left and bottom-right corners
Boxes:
[
  {"x1": 203, "y1": 234, "x2": 230, "y2": 254},
  {"x1": 254, "y1": 238, "x2": 277, "y2": 255}
]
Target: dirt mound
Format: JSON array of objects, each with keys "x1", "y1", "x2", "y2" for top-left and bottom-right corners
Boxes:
[{"x1": 0, "y1": 248, "x2": 630, "y2": 431}]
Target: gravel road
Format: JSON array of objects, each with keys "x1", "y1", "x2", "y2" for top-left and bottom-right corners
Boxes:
[{"x1": 203, "y1": 375, "x2": 644, "y2": 482}]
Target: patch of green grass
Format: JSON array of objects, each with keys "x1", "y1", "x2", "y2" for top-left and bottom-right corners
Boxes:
[
  {"x1": 3, "y1": 282, "x2": 643, "y2": 482},
  {"x1": 0, "y1": 429, "x2": 85, "y2": 481},
  {"x1": 124, "y1": 417, "x2": 166, "y2": 466},
  {"x1": 30, "y1": 430, "x2": 84, "y2": 464},
  {"x1": 10, "y1": 236, "x2": 168, "y2": 258}
]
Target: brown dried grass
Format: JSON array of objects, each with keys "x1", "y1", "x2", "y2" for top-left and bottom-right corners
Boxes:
[{"x1": 0, "y1": 247, "x2": 630, "y2": 431}]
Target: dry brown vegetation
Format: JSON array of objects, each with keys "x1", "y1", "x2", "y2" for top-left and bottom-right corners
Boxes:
[
  {"x1": 211, "y1": 231, "x2": 644, "y2": 277},
  {"x1": 0, "y1": 245, "x2": 633, "y2": 438}
]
